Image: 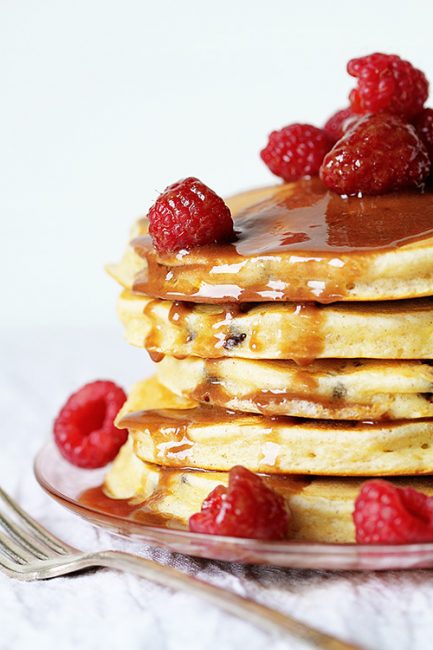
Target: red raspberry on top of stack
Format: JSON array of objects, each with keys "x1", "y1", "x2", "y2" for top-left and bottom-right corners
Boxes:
[
  {"x1": 320, "y1": 113, "x2": 430, "y2": 195},
  {"x1": 260, "y1": 124, "x2": 333, "y2": 183},
  {"x1": 261, "y1": 52, "x2": 432, "y2": 196},
  {"x1": 347, "y1": 52, "x2": 429, "y2": 119},
  {"x1": 148, "y1": 177, "x2": 235, "y2": 254}
]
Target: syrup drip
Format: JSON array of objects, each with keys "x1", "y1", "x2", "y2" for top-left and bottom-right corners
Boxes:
[
  {"x1": 79, "y1": 485, "x2": 181, "y2": 528},
  {"x1": 142, "y1": 300, "x2": 161, "y2": 351},
  {"x1": 148, "y1": 350, "x2": 165, "y2": 363},
  {"x1": 123, "y1": 408, "x2": 196, "y2": 465},
  {"x1": 168, "y1": 301, "x2": 194, "y2": 325}
]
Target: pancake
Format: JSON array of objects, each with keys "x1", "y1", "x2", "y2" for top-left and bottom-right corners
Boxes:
[
  {"x1": 108, "y1": 179, "x2": 433, "y2": 304},
  {"x1": 104, "y1": 436, "x2": 433, "y2": 543},
  {"x1": 116, "y1": 377, "x2": 433, "y2": 476},
  {"x1": 117, "y1": 290, "x2": 433, "y2": 363},
  {"x1": 156, "y1": 356, "x2": 433, "y2": 420}
]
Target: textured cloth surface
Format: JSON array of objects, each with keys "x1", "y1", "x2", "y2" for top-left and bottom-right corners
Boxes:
[{"x1": 1, "y1": 328, "x2": 433, "y2": 650}]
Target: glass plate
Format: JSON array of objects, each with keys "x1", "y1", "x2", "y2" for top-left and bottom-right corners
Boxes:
[{"x1": 34, "y1": 441, "x2": 433, "y2": 570}]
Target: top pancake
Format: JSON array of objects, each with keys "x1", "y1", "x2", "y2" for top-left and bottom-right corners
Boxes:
[{"x1": 110, "y1": 179, "x2": 433, "y2": 304}]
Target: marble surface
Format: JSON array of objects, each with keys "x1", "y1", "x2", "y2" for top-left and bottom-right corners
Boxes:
[{"x1": 1, "y1": 328, "x2": 433, "y2": 650}]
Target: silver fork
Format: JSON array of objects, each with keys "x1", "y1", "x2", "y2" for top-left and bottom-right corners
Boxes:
[{"x1": 0, "y1": 486, "x2": 361, "y2": 650}]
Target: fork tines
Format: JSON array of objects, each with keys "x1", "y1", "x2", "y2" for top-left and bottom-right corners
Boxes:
[{"x1": 0, "y1": 486, "x2": 73, "y2": 578}]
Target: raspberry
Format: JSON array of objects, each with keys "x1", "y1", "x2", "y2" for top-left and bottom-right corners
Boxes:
[
  {"x1": 348, "y1": 53, "x2": 429, "y2": 119},
  {"x1": 323, "y1": 107, "x2": 358, "y2": 143},
  {"x1": 353, "y1": 480, "x2": 433, "y2": 544},
  {"x1": 320, "y1": 113, "x2": 430, "y2": 196},
  {"x1": 189, "y1": 466, "x2": 290, "y2": 540},
  {"x1": 148, "y1": 177, "x2": 234, "y2": 254},
  {"x1": 54, "y1": 380, "x2": 127, "y2": 468},
  {"x1": 414, "y1": 108, "x2": 433, "y2": 160},
  {"x1": 260, "y1": 123, "x2": 333, "y2": 182}
]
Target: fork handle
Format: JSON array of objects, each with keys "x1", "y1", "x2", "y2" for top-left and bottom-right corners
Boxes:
[{"x1": 92, "y1": 550, "x2": 361, "y2": 650}]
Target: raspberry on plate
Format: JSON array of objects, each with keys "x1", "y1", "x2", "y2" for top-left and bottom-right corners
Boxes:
[
  {"x1": 347, "y1": 52, "x2": 429, "y2": 119},
  {"x1": 414, "y1": 108, "x2": 433, "y2": 161},
  {"x1": 54, "y1": 380, "x2": 127, "y2": 468},
  {"x1": 323, "y1": 107, "x2": 357, "y2": 143},
  {"x1": 353, "y1": 479, "x2": 433, "y2": 544},
  {"x1": 260, "y1": 123, "x2": 333, "y2": 182},
  {"x1": 189, "y1": 465, "x2": 290, "y2": 540},
  {"x1": 320, "y1": 113, "x2": 430, "y2": 196},
  {"x1": 148, "y1": 177, "x2": 234, "y2": 254}
]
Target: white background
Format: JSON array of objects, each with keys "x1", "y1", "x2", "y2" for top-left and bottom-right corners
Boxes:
[{"x1": 2, "y1": 0, "x2": 433, "y2": 332}]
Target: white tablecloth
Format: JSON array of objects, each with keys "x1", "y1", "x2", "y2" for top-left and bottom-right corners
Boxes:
[{"x1": 2, "y1": 327, "x2": 433, "y2": 650}]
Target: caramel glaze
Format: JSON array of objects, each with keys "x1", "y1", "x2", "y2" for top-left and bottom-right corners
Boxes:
[
  {"x1": 79, "y1": 485, "x2": 182, "y2": 528},
  {"x1": 131, "y1": 179, "x2": 433, "y2": 304},
  {"x1": 118, "y1": 406, "x2": 433, "y2": 473},
  {"x1": 80, "y1": 486, "x2": 143, "y2": 517}
]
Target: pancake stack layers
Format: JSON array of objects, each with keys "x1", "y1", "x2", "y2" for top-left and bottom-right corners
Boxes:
[{"x1": 105, "y1": 178, "x2": 433, "y2": 543}]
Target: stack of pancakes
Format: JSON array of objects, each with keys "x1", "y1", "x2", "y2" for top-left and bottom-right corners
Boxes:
[{"x1": 105, "y1": 178, "x2": 433, "y2": 542}]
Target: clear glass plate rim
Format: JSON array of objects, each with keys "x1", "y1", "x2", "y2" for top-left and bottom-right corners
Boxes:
[{"x1": 34, "y1": 441, "x2": 433, "y2": 559}]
